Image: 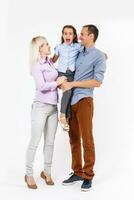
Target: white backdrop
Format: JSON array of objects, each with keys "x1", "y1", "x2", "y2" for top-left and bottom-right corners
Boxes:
[{"x1": 0, "y1": 0, "x2": 134, "y2": 199}]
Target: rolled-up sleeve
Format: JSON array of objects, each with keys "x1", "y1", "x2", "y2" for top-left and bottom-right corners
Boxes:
[
  {"x1": 32, "y1": 67, "x2": 57, "y2": 92},
  {"x1": 94, "y1": 53, "x2": 106, "y2": 83}
]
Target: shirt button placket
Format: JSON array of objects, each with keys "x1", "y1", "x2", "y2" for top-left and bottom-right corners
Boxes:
[{"x1": 67, "y1": 48, "x2": 69, "y2": 70}]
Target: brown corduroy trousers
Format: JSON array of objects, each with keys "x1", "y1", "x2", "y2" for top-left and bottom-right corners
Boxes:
[{"x1": 68, "y1": 97, "x2": 95, "y2": 180}]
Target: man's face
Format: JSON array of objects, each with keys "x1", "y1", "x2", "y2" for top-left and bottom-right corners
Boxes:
[{"x1": 79, "y1": 27, "x2": 94, "y2": 46}]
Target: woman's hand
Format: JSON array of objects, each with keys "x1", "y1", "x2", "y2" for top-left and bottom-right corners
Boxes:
[
  {"x1": 60, "y1": 81, "x2": 73, "y2": 92},
  {"x1": 56, "y1": 76, "x2": 67, "y2": 86}
]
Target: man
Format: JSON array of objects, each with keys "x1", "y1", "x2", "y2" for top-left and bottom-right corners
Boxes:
[{"x1": 61, "y1": 25, "x2": 107, "y2": 191}]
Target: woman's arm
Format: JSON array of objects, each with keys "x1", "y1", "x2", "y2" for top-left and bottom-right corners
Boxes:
[
  {"x1": 32, "y1": 67, "x2": 58, "y2": 92},
  {"x1": 32, "y1": 67, "x2": 66, "y2": 92}
]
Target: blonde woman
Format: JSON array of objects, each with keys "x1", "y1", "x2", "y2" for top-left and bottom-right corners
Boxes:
[{"x1": 25, "y1": 36, "x2": 66, "y2": 189}]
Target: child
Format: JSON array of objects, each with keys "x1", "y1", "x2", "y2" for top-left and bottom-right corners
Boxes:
[{"x1": 52, "y1": 25, "x2": 83, "y2": 131}]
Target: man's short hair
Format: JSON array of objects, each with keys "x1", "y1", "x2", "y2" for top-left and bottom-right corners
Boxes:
[{"x1": 83, "y1": 24, "x2": 99, "y2": 42}]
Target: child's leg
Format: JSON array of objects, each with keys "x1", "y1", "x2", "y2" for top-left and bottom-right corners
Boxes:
[
  {"x1": 66, "y1": 94, "x2": 73, "y2": 119},
  {"x1": 60, "y1": 89, "x2": 72, "y2": 131},
  {"x1": 64, "y1": 70, "x2": 75, "y2": 119},
  {"x1": 58, "y1": 72, "x2": 68, "y2": 127},
  {"x1": 60, "y1": 89, "x2": 72, "y2": 117},
  {"x1": 59, "y1": 70, "x2": 74, "y2": 124}
]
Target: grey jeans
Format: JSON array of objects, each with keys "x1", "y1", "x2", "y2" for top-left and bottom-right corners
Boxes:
[
  {"x1": 58, "y1": 69, "x2": 74, "y2": 118},
  {"x1": 26, "y1": 102, "x2": 58, "y2": 176}
]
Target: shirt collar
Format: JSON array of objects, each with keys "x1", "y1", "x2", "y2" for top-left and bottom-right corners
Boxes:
[
  {"x1": 83, "y1": 46, "x2": 95, "y2": 54},
  {"x1": 39, "y1": 57, "x2": 50, "y2": 65},
  {"x1": 63, "y1": 42, "x2": 74, "y2": 47}
]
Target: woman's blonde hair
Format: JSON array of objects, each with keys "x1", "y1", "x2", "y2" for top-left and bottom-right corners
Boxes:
[{"x1": 29, "y1": 36, "x2": 47, "y2": 70}]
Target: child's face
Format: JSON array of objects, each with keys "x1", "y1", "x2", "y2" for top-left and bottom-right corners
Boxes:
[
  {"x1": 62, "y1": 28, "x2": 75, "y2": 44},
  {"x1": 39, "y1": 42, "x2": 51, "y2": 55}
]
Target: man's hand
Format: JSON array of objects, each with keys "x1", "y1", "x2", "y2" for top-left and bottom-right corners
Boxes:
[
  {"x1": 60, "y1": 81, "x2": 73, "y2": 92},
  {"x1": 104, "y1": 53, "x2": 108, "y2": 60},
  {"x1": 60, "y1": 78, "x2": 101, "y2": 91}
]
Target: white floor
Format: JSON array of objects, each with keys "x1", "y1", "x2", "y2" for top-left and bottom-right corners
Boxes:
[
  {"x1": 1, "y1": 125, "x2": 134, "y2": 200},
  {"x1": 1, "y1": 169, "x2": 133, "y2": 200}
]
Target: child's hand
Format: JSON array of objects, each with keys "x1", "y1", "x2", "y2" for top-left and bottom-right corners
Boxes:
[{"x1": 57, "y1": 76, "x2": 67, "y2": 86}]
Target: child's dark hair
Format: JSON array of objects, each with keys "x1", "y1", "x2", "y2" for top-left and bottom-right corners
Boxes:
[{"x1": 61, "y1": 25, "x2": 78, "y2": 43}]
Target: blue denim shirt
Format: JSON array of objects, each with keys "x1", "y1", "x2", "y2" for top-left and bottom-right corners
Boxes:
[
  {"x1": 71, "y1": 46, "x2": 106, "y2": 105},
  {"x1": 54, "y1": 42, "x2": 83, "y2": 73}
]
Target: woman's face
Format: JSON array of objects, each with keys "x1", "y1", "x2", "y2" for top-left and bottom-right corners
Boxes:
[
  {"x1": 39, "y1": 41, "x2": 51, "y2": 55},
  {"x1": 62, "y1": 28, "x2": 75, "y2": 44}
]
